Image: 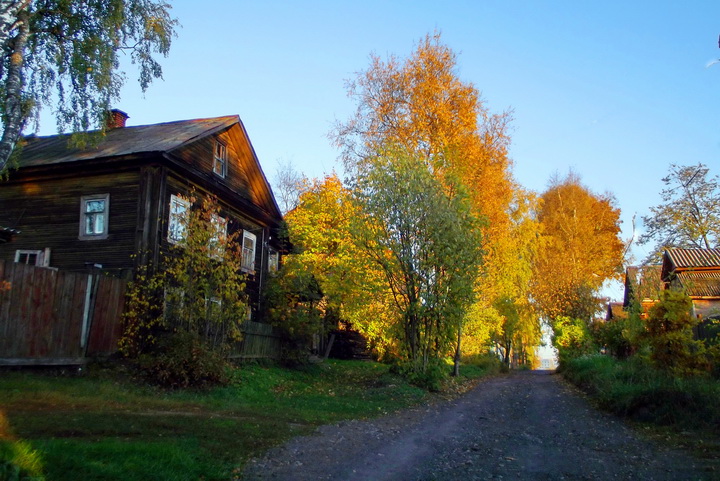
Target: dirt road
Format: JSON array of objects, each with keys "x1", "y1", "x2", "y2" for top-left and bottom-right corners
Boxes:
[{"x1": 242, "y1": 371, "x2": 715, "y2": 480}]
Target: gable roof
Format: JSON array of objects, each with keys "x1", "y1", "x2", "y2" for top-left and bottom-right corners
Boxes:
[
  {"x1": 623, "y1": 264, "x2": 662, "y2": 307},
  {"x1": 14, "y1": 114, "x2": 282, "y2": 222},
  {"x1": 661, "y1": 248, "x2": 720, "y2": 299},
  {"x1": 18, "y1": 115, "x2": 239, "y2": 167},
  {"x1": 665, "y1": 248, "x2": 720, "y2": 270},
  {"x1": 606, "y1": 302, "x2": 627, "y2": 321}
]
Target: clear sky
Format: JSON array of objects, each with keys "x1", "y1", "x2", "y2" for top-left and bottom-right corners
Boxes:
[{"x1": 34, "y1": 1, "x2": 720, "y2": 300}]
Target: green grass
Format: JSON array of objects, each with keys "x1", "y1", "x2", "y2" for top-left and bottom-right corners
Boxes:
[
  {"x1": 0, "y1": 359, "x2": 491, "y2": 480},
  {"x1": 562, "y1": 354, "x2": 720, "y2": 429}
]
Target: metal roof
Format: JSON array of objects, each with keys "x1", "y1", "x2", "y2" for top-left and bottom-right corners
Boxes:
[
  {"x1": 676, "y1": 271, "x2": 720, "y2": 298},
  {"x1": 17, "y1": 115, "x2": 239, "y2": 167},
  {"x1": 665, "y1": 248, "x2": 720, "y2": 269}
]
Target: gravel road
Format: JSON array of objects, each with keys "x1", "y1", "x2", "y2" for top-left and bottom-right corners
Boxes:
[{"x1": 242, "y1": 370, "x2": 716, "y2": 480}]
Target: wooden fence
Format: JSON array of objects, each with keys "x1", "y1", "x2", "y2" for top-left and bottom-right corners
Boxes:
[
  {"x1": 0, "y1": 260, "x2": 282, "y2": 364},
  {"x1": 0, "y1": 260, "x2": 127, "y2": 365},
  {"x1": 231, "y1": 320, "x2": 282, "y2": 360}
]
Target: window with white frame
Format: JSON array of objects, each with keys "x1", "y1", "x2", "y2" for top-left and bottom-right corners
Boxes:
[
  {"x1": 79, "y1": 194, "x2": 109, "y2": 240},
  {"x1": 168, "y1": 194, "x2": 191, "y2": 244},
  {"x1": 241, "y1": 230, "x2": 256, "y2": 272},
  {"x1": 209, "y1": 213, "x2": 227, "y2": 258},
  {"x1": 213, "y1": 141, "x2": 227, "y2": 178},
  {"x1": 15, "y1": 248, "x2": 50, "y2": 267},
  {"x1": 268, "y1": 248, "x2": 279, "y2": 273}
]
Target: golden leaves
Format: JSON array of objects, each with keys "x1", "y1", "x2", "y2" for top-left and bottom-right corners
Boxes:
[{"x1": 532, "y1": 173, "x2": 624, "y2": 321}]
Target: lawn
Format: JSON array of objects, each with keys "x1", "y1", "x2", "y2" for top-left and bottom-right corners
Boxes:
[{"x1": 0, "y1": 359, "x2": 491, "y2": 480}]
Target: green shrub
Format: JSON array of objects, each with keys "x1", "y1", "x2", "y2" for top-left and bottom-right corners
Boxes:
[
  {"x1": 593, "y1": 317, "x2": 633, "y2": 359},
  {"x1": 646, "y1": 289, "x2": 708, "y2": 376},
  {"x1": 263, "y1": 260, "x2": 326, "y2": 365},
  {"x1": 552, "y1": 316, "x2": 596, "y2": 367},
  {"x1": 462, "y1": 352, "x2": 503, "y2": 373},
  {"x1": 388, "y1": 359, "x2": 448, "y2": 392},
  {"x1": 563, "y1": 354, "x2": 720, "y2": 428},
  {"x1": 137, "y1": 331, "x2": 229, "y2": 389}
]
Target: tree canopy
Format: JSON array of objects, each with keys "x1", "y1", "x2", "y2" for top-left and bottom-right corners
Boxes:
[
  {"x1": 532, "y1": 172, "x2": 624, "y2": 323},
  {"x1": 0, "y1": 0, "x2": 176, "y2": 172},
  {"x1": 332, "y1": 32, "x2": 533, "y2": 367},
  {"x1": 331, "y1": 32, "x2": 513, "y2": 232},
  {"x1": 639, "y1": 163, "x2": 720, "y2": 261},
  {"x1": 352, "y1": 148, "x2": 483, "y2": 375}
]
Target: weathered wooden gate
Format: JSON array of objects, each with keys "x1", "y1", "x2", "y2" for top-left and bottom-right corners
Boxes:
[{"x1": 0, "y1": 260, "x2": 127, "y2": 365}]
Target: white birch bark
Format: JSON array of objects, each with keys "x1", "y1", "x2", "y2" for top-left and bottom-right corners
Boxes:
[
  {"x1": 0, "y1": 1, "x2": 29, "y2": 50},
  {"x1": 0, "y1": 5, "x2": 28, "y2": 172}
]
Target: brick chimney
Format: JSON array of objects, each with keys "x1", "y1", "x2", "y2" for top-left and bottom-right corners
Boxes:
[{"x1": 106, "y1": 109, "x2": 129, "y2": 129}]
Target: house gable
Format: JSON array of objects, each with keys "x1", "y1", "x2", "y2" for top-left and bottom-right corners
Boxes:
[{"x1": 166, "y1": 120, "x2": 281, "y2": 224}]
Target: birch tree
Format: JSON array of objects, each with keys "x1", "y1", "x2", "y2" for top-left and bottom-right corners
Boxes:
[
  {"x1": 353, "y1": 148, "x2": 483, "y2": 377},
  {"x1": 532, "y1": 172, "x2": 624, "y2": 323},
  {"x1": 283, "y1": 173, "x2": 398, "y2": 357},
  {"x1": 332, "y1": 32, "x2": 517, "y2": 365},
  {"x1": 0, "y1": 0, "x2": 176, "y2": 173}
]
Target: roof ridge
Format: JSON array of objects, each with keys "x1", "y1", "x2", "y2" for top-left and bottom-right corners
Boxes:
[{"x1": 23, "y1": 114, "x2": 240, "y2": 140}]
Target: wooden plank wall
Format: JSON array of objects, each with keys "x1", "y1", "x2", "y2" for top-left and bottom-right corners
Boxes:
[
  {"x1": 231, "y1": 320, "x2": 282, "y2": 360},
  {"x1": 0, "y1": 260, "x2": 127, "y2": 364}
]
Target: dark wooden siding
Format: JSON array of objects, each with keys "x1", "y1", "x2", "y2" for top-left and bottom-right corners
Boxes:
[
  {"x1": 169, "y1": 129, "x2": 254, "y2": 204},
  {"x1": 0, "y1": 170, "x2": 141, "y2": 276},
  {"x1": 168, "y1": 125, "x2": 280, "y2": 218},
  {"x1": 160, "y1": 175, "x2": 270, "y2": 320}
]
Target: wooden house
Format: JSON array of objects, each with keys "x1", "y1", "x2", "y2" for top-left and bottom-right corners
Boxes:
[
  {"x1": 622, "y1": 265, "x2": 663, "y2": 318},
  {"x1": 0, "y1": 110, "x2": 285, "y2": 321},
  {"x1": 661, "y1": 248, "x2": 720, "y2": 321}
]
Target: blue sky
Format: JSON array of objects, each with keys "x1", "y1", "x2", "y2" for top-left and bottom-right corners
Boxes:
[{"x1": 35, "y1": 1, "x2": 720, "y2": 299}]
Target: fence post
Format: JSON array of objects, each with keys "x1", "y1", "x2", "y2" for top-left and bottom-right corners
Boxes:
[{"x1": 80, "y1": 265, "x2": 101, "y2": 355}]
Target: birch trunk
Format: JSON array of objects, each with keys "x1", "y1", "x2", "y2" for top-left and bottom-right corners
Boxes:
[{"x1": 0, "y1": 5, "x2": 28, "y2": 173}]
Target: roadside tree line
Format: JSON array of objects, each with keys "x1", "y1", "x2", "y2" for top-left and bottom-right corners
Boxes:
[{"x1": 270, "y1": 33, "x2": 626, "y2": 388}]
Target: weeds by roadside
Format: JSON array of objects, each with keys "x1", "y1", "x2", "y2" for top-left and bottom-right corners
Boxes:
[{"x1": 562, "y1": 354, "x2": 720, "y2": 429}]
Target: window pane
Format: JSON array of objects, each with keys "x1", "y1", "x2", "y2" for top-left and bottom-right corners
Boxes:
[
  {"x1": 85, "y1": 213, "x2": 104, "y2": 234},
  {"x1": 94, "y1": 214, "x2": 105, "y2": 233},
  {"x1": 242, "y1": 231, "x2": 256, "y2": 270},
  {"x1": 168, "y1": 196, "x2": 189, "y2": 243},
  {"x1": 79, "y1": 194, "x2": 109, "y2": 239},
  {"x1": 86, "y1": 200, "x2": 105, "y2": 213},
  {"x1": 269, "y1": 250, "x2": 279, "y2": 272},
  {"x1": 213, "y1": 142, "x2": 227, "y2": 177}
]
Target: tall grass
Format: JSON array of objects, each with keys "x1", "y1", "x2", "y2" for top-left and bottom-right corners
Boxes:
[{"x1": 563, "y1": 354, "x2": 720, "y2": 429}]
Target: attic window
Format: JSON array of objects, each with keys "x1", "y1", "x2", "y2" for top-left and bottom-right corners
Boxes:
[{"x1": 213, "y1": 141, "x2": 227, "y2": 178}]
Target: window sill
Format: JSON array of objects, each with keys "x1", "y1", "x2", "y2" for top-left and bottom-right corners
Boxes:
[{"x1": 78, "y1": 234, "x2": 109, "y2": 241}]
